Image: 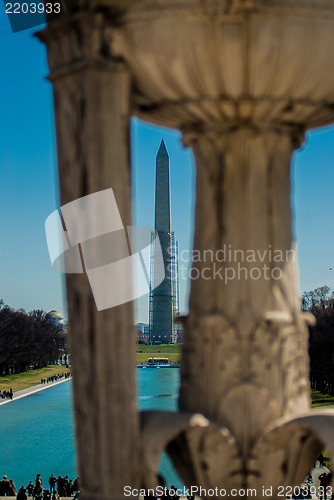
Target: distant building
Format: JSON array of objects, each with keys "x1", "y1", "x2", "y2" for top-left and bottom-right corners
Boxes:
[
  {"x1": 149, "y1": 140, "x2": 181, "y2": 344},
  {"x1": 45, "y1": 310, "x2": 69, "y2": 364},
  {"x1": 136, "y1": 322, "x2": 149, "y2": 344},
  {"x1": 45, "y1": 310, "x2": 67, "y2": 330}
]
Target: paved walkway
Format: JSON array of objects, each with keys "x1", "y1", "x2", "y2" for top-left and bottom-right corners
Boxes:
[
  {"x1": 0, "y1": 377, "x2": 71, "y2": 407},
  {"x1": 309, "y1": 465, "x2": 330, "y2": 490}
]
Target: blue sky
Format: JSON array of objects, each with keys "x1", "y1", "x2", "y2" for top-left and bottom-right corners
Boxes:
[{"x1": 1, "y1": 9, "x2": 334, "y2": 323}]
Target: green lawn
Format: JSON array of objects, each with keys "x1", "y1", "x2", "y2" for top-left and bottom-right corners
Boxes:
[
  {"x1": 311, "y1": 389, "x2": 334, "y2": 407},
  {"x1": 0, "y1": 365, "x2": 71, "y2": 393},
  {"x1": 136, "y1": 344, "x2": 182, "y2": 364}
]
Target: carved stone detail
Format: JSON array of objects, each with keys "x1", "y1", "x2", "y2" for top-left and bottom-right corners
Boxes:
[
  {"x1": 38, "y1": 13, "x2": 140, "y2": 500},
  {"x1": 172, "y1": 130, "x2": 313, "y2": 489},
  {"x1": 114, "y1": 7, "x2": 334, "y2": 130},
  {"x1": 141, "y1": 128, "x2": 333, "y2": 493},
  {"x1": 37, "y1": 12, "x2": 126, "y2": 79}
]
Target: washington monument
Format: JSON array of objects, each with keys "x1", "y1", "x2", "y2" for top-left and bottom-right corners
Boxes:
[{"x1": 149, "y1": 140, "x2": 179, "y2": 344}]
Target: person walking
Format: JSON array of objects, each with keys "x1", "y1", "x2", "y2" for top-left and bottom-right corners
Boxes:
[
  {"x1": 17, "y1": 486, "x2": 28, "y2": 500},
  {"x1": 56, "y1": 477, "x2": 63, "y2": 497},
  {"x1": 321, "y1": 472, "x2": 333, "y2": 500},
  {"x1": 66, "y1": 480, "x2": 73, "y2": 497},
  {"x1": 169, "y1": 485, "x2": 179, "y2": 500},
  {"x1": 0, "y1": 477, "x2": 7, "y2": 496},
  {"x1": 72, "y1": 478, "x2": 80, "y2": 495},
  {"x1": 2, "y1": 476, "x2": 10, "y2": 496},
  {"x1": 26, "y1": 482, "x2": 34, "y2": 497},
  {"x1": 8, "y1": 479, "x2": 17, "y2": 496},
  {"x1": 49, "y1": 476, "x2": 57, "y2": 494},
  {"x1": 34, "y1": 475, "x2": 42, "y2": 498},
  {"x1": 62, "y1": 477, "x2": 69, "y2": 497}
]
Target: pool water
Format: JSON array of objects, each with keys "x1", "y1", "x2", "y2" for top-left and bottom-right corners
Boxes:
[{"x1": 0, "y1": 368, "x2": 183, "y2": 490}]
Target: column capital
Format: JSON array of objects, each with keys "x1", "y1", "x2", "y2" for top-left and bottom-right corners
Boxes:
[
  {"x1": 36, "y1": 11, "x2": 127, "y2": 81},
  {"x1": 181, "y1": 124, "x2": 306, "y2": 156}
]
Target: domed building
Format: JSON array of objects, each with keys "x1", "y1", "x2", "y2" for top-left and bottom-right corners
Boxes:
[
  {"x1": 45, "y1": 311, "x2": 69, "y2": 365},
  {"x1": 45, "y1": 310, "x2": 66, "y2": 329}
]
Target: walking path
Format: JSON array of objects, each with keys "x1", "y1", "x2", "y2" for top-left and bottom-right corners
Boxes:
[{"x1": 0, "y1": 377, "x2": 71, "y2": 407}]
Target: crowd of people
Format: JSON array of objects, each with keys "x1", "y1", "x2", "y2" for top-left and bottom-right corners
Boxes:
[
  {"x1": 40, "y1": 373, "x2": 71, "y2": 385},
  {"x1": 0, "y1": 477, "x2": 16, "y2": 496},
  {"x1": 0, "y1": 474, "x2": 80, "y2": 498},
  {"x1": 0, "y1": 372, "x2": 71, "y2": 401},
  {"x1": 0, "y1": 389, "x2": 13, "y2": 400}
]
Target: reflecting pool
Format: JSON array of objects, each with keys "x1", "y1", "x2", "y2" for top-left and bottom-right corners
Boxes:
[{"x1": 0, "y1": 368, "x2": 183, "y2": 489}]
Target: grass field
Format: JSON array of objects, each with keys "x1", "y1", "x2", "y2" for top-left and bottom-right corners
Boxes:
[
  {"x1": 136, "y1": 344, "x2": 182, "y2": 364},
  {"x1": 311, "y1": 389, "x2": 334, "y2": 407},
  {"x1": 0, "y1": 365, "x2": 71, "y2": 393}
]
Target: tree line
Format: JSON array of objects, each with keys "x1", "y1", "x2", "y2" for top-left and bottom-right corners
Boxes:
[
  {"x1": 302, "y1": 285, "x2": 334, "y2": 395},
  {"x1": 0, "y1": 300, "x2": 68, "y2": 376}
]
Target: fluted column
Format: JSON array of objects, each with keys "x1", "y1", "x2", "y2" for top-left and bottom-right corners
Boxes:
[
  {"x1": 38, "y1": 13, "x2": 140, "y2": 500},
  {"x1": 180, "y1": 126, "x2": 311, "y2": 465}
]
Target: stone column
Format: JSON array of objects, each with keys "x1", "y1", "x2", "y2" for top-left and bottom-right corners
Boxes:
[
  {"x1": 38, "y1": 13, "x2": 140, "y2": 500},
  {"x1": 179, "y1": 127, "x2": 312, "y2": 481}
]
